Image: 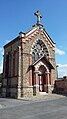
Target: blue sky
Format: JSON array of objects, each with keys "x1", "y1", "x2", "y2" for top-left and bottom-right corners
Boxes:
[{"x1": 0, "y1": 0, "x2": 67, "y2": 77}]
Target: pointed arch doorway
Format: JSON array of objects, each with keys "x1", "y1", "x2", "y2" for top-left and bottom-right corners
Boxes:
[
  {"x1": 31, "y1": 39, "x2": 54, "y2": 94},
  {"x1": 38, "y1": 65, "x2": 47, "y2": 92}
]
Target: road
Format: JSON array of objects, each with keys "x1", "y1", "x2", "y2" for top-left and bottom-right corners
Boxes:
[{"x1": 0, "y1": 95, "x2": 67, "y2": 119}]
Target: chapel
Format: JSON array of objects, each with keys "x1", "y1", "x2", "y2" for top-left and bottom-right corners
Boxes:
[{"x1": 2, "y1": 11, "x2": 56, "y2": 98}]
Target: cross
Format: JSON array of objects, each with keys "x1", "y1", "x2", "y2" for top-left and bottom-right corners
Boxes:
[{"x1": 34, "y1": 10, "x2": 42, "y2": 25}]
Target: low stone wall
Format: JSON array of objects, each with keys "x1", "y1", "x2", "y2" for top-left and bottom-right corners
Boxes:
[{"x1": 54, "y1": 78, "x2": 67, "y2": 96}]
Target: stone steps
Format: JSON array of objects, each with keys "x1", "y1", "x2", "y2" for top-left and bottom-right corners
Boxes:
[{"x1": 39, "y1": 92, "x2": 48, "y2": 95}]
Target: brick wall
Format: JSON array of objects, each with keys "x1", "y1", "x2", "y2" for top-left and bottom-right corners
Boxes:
[{"x1": 54, "y1": 78, "x2": 67, "y2": 96}]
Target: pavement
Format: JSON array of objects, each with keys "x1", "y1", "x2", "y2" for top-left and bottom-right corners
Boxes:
[
  {"x1": 20, "y1": 93, "x2": 65, "y2": 101},
  {"x1": 0, "y1": 94, "x2": 67, "y2": 119}
]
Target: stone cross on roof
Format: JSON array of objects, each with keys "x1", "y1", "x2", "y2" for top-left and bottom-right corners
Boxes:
[{"x1": 34, "y1": 10, "x2": 42, "y2": 25}]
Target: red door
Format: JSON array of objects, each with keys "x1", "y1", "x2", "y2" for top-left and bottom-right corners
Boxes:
[{"x1": 39, "y1": 75, "x2": 44, "y2": 92}]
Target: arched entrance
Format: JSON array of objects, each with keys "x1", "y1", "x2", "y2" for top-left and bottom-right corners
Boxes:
[
  {"x1": 38, "y1": 65, "x2": 47, "y2": 92},
  {"x1": 31, "y1": 39, "x2": 53, "y2": 94}
]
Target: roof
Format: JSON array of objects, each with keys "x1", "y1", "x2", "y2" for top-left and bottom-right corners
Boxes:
[
  {"x1": 4, "y1": 26, "x2": 38, "y2": 49},
  {"x1": 4, "y1": 24, "x2": 55, "y2": 49},
  {"x1": 43, "y1": 28, "x2": 56, "y2": 45},
  {"x1": 32, "y1": 54, "x2": 54, "y2": 69},
  {"x1": 4, "y1": 36, "x2": 20, "y2": 48}
]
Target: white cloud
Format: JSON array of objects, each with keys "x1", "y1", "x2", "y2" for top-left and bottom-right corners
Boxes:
[
  {"x1": 58, "y1": 64, "x2": 67, "y2": 68},
  {"x1": 0, "y1": 40, "x2": 10, "y2": 73},
  {"x1": 0, "y1": 40, "x2": 10, "y2": 56},
  {"x1": 0, "y1": 47, "x2": 4, "y2": 55},
  {"x1": 0, "y1": 48, "x2": 3, "y2": 73},
  {"x1": 55, "y1": 47, "x2": 65, "y2": 55},
  {"x1": 0, "y1": 62, "x2": 3, "y2": 73},
  {"x1": 57, "y1": 64, "x2": 67, "y2": 78}
]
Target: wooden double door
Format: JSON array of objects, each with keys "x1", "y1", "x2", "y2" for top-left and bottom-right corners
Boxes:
[{"x1": 39, "y1": 74, "x2": 46, "y2": 92}]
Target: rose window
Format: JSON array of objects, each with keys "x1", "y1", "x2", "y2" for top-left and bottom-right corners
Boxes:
[{"x1": 32, "y1": 39, "x2": 49, "y2": 64}]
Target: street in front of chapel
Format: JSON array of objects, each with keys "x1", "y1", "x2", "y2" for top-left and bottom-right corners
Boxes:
[{"x1": 0, "y1": 94, "x2": 67, "y2": 119}]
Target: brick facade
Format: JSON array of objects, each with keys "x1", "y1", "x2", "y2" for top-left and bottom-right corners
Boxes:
[{"x1": 2, "y1": 11, "x2": 56, "y2": 99}]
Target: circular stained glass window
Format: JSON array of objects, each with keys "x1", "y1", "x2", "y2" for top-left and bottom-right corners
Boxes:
[
  {"x1": 36, "y1": 44, "x2": 41, "y2": 50},
  {"x1": 32, "y1": 39, "x2": 49, "y2": 63},
  {"x1": 35, "y1": 53, "x2": 39, "y2": 61}
]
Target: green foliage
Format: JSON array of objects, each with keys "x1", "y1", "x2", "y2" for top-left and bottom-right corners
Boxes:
[
  {"x1": 0, "y1": 73, "x2": 3, "y2": 83},
  {"x1": 58, "y1": 78, "x2": 63, "y2": 80}
]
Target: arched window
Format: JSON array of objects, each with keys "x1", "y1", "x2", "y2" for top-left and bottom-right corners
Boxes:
[{"x1": 32, "y1": 39, "x2": 49, "y2": 64}]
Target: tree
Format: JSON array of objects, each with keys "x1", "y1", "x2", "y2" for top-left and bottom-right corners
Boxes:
[{"x1": 0, "y1": 73, "x2": 3, "y2": 83}]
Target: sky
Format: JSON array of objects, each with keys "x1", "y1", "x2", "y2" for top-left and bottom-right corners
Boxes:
[{"x1": 0, "y1": 0, "x2": 67, "y2": 78}]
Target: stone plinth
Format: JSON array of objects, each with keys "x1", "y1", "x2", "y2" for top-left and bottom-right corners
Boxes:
[
  {"x1": 48, "y1": 85, "x2": 53, "y2": 93},
  {"x1": 33, "y1": 85, "x2": 39, "y2": 96},
  {"x1": 21, "y1": 86, "x2": 34, "y2": 97}
]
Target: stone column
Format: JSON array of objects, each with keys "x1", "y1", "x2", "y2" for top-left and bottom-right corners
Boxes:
[
  {"x1": 17, "y1": 46, "x2": 22, "y2": 99},
  {"x1": 29, "y1": 56, "x2": 32, "y2": 86},
  {"x1": 34, "y1": 71, "x2": 39, "y2": 85},
  {"x1": 47, "y1": 72, "x2": 50, "y2": 85},
  {"x1": 33, "y1": 71, "x2": 39, "y2": 96},
  {"x1": 45, "y1": 71, "x2": 52, "y2": 93}
]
